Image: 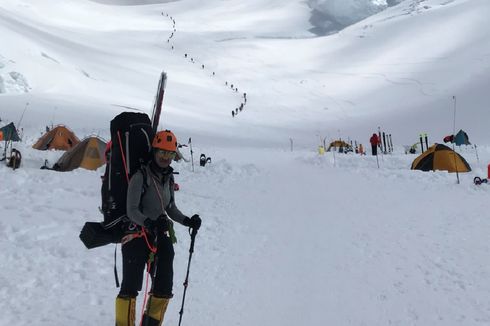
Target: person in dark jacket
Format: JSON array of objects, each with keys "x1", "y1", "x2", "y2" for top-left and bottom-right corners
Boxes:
[
  {"x1": 370, "y1": 133, "x2": 380, "y2": 156},
  {"x1": 115, "y1": 130, "x2": 201, "y2": 326}
]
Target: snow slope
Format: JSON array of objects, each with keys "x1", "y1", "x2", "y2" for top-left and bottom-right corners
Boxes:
[{"x1": 1, "y1": 0, "x2": 490, "y2": 325}]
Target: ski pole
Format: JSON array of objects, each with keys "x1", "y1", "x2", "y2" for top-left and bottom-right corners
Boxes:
[{"x1": 178, "y1": 227, "x2": 198, "y2": 326}]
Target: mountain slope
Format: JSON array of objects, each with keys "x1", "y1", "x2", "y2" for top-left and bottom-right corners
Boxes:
[{"x1": 0, "y1": 0, "x2": 488, "y2": 145}]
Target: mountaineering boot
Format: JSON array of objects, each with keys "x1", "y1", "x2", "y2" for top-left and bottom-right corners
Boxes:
[
  {"x1": 141, "y1": 295, "x2": 170, "y2": 326},
  {"x1": 115, "y1": 295, "x2": 136, "y2": 326}
]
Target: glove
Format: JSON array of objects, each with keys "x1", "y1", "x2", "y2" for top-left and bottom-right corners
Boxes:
[
  {"x1": 144, "y1": 217, "x2": 168, "y2": 233},
  {"x1": 183, "y1": 214, "x2": 201, "y2": 230}
]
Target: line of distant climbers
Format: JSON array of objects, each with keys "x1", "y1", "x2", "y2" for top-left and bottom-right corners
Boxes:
[
  {"x1": 231, "y1": 92, "x2": 247, "y2": 117},
  {"x1": 162, "y1": 12, "x2": 247, "y2": 119}
]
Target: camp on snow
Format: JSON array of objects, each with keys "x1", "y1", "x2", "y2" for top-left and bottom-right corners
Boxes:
[
  {"x1": 443, "y1": 129, "x2": 471, "y2": 146},
  {"x1": 33, "y1": 125, "x2": 80, "y2": 151},
  {"x1": 411, "y1": 143, "x2": 471, "y2": 173},
  {"x1": 326, "y1": 140, "x2": 352, "y2": 152},
  {"x1": 47, "y1": 136, "x2": 107, "y2": 172},
  {"x1": 0, "y1": 122, "x2": 21, "y2": 142}
]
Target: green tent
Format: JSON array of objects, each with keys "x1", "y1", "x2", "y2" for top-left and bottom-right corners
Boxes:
[
  {"x1": 453, "y1": 129, "x2": 470, "y2": 146},
  {"x1": 0, "y1": 122, "x2": 21, "y2": 142}
]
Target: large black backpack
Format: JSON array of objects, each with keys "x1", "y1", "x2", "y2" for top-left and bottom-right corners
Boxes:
[{"x1": 80, "y1": 112, "x2": 155, "y2": 249}]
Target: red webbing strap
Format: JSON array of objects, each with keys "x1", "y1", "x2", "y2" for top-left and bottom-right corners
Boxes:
[
  {"x1": 117, "y1": 131, "x2": 130, "y2": 183},
  {"x1": 139, "y1": 228, "x2": 157, "y2": 326},
  {"x1": 142, "y1": 228, "x2": 157, "y2": 254}
]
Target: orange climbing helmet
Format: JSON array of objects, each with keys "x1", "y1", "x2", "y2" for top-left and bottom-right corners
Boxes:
[{"x1": 152, "y1": 130, "x2": 178, "y2": 152}]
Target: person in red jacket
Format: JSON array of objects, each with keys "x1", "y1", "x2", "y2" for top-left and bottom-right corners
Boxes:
[{"x1": 370, "y1": 133, "x2": 380, "y2": 156}]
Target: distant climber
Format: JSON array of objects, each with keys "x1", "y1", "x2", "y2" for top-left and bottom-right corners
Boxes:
[{"x1": 370, "y1": 133, "x2": 380, "y2": 156}]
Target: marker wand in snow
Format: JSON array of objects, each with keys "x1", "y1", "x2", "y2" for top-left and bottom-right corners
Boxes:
[
  {"x1": 188, "y1": 137, "x2": 194, "y2": 172},
  {"x1": 451, "y1": 96, "x2": 460, "y2": 184},
  {"x1": 178, "y1": 227, "x2": 198, "y2": 326}
]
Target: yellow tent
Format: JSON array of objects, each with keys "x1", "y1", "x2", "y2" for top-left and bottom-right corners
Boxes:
[
  {"x1": 326, "y1": 140, "x2": 352, "y2": 152},
  {"x1": 52, "y1": 136, "x2": 107, "y2": 171},
  {"x1": 411, "y1": 143, "x2": 471, "y2": 173}
]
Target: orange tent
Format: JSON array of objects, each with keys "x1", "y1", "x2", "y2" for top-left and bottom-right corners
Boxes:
[
  {"x1": 0, "y1": 130, "x2": 3, "y2": 141},
  {"x1": 32, "y1": 125, "x2": 80, "y2": 151}
]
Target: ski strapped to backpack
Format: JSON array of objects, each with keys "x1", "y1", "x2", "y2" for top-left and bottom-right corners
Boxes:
[{"x1": 80, "y1": 112, "x2": 155, "y2": 249}]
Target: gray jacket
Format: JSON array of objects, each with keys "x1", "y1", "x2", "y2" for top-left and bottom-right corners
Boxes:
[{"x1": 126, "y1": 164, "x2": 186, "y2": 227}]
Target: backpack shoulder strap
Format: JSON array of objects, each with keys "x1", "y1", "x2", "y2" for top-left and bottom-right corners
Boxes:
[
  {"x1": 166, "y1": 172, "x2": 177, "y2": 209},
  {"x1": 139, "y1": 166, "x2": 149, "y2": 194}
]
